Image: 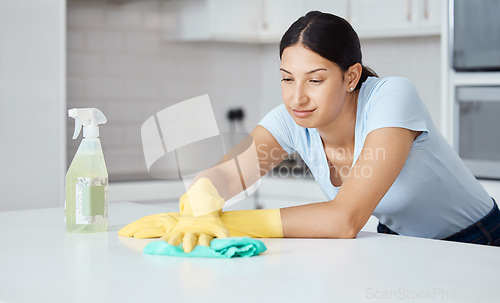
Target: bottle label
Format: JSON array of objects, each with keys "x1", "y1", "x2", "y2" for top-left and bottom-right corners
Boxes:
[{"x1": 75, "y1": 177, "x2": 108, "y2": 224}]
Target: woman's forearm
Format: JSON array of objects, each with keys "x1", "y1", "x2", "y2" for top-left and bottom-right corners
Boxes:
[
  {"x1": 189, "y1": 132, "x2": 266, "y2": 202},
  {"x1": 280, "y1": 201, "x2": 359, "y2": 239},
  {"x1": 189, "y1": 167, "x2": 363, "y2": 239},
  {"x1": 190, "y1": 167, "x2": 234, "y2": 202},
  {"x1": 190, "y1": 165, "x2": 255, "y2": 202}
]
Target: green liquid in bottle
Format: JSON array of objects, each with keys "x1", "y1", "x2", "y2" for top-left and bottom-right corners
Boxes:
[{"x1": 65, "y1": 138, "x2": 108, "y2": 233}]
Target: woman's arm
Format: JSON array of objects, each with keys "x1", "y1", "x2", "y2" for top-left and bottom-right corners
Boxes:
[
  {"x1": 190, "y1": 125, "x2": 288, "y2": 201},
  {"x1": 281, "y1": 127, "x2": 421, "y2": 239}
]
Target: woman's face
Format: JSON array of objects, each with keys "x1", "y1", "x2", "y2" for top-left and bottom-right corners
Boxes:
[{"x1": 280, "y1": 44, "x2": 352, "y2": 129}]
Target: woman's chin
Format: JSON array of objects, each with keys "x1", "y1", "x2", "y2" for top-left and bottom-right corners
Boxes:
[{"x1": 292, "y1": 117, "x2": 317, "y2": 128}]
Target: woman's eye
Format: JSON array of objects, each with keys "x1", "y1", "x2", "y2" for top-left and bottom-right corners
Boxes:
[
  {"x1": 309, "y1": 79, "x2": 323, "y2": 84},
  {"x1": 281, "y1": 78, "x2": 293, "y2": 82}
]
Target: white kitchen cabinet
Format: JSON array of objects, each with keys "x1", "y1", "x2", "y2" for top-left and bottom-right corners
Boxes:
[
  {"x1": 208, "y1": 0, "x2": 262, "y2": 41},
  {"x1": 350, "y1": 0, "x2": 441, "y2": 38},
  {"x1": 164, "y1": 0, "x2": 441, "y2": 43},
  {"x1": 350, "y1": 0, "x2": 418, "y2": 37},
  {"x1": 303, "y1": 0, "x2": 348, "y2": 19},
  {"x1": 164, "y1": 0, "x2": 306, "y2": 43},
  {"x1": 258, "y1": 0, "x2": 306, "y2": 42},
  {"x1": 417, "y1": 0, "x2": 442, "y2": 31}
]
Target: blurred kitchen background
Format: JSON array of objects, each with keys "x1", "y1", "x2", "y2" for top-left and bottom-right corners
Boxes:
[{"x1": 1, "y1": 0, "x2": 499, "y2": 215}]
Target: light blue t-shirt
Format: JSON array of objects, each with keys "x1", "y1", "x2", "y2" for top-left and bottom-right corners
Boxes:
[{"x1": 258, "y1": 76, "x2": 493, "y2": 239}]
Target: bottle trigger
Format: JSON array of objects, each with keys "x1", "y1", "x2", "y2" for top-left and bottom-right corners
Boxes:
[{"x1": 72, "y1": 117, "x2": 82, "y2": 139}]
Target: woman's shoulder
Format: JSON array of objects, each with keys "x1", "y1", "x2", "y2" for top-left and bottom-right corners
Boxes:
[
  {"x1": 378, "y1": 76, "x2": 416, "y2": 90},
  {"x1": 360, "y1": 76, "x2": 421, "y2": 107},
  {"x1": 258, "y1": 104, "x2": 305, "y2": 137},
  {"x1": 362, "y1": 76, "x2": 416, "y2": 95},
  {"x1": 263, "y1": 104, "x2": 293, "y2": 125},
  {"x1": 258, "y1": 104, "x2": 315, "y2": 154},
  {"x1": 261, "y1": 104, "x2": 316, "y2": 135},
  {"x1": 268, "y1": 103, "x2": 288, "y2": 116},
  {"x1": 262, "y1": 104, "x2": 304, "y2": 130}
]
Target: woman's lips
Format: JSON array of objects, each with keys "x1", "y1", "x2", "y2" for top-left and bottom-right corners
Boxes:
[{"x1": 292, "y1": 109, "x2": 315, "y2": 118}]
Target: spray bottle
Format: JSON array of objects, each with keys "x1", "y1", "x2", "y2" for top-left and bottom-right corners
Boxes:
[{"x1": 65, "y1": 108, "x2": 108, "y2": 232}]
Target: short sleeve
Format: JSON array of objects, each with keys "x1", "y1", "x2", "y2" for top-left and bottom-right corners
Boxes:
[
  {"x1": 257, "y1": 105, "x2": 296, "y2": 154},
  {"x1": 363, "y1": 77, "x2": 429, "y2": 144}
]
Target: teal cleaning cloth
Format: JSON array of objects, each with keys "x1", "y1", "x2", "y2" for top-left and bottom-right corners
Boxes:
[{"x1": 143, "y1": 237, "x2": 266, "y2": 258}]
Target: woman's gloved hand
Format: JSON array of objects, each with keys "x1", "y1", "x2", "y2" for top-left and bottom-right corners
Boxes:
[
  {"x1": 118, "y1": 212, "x2": 180, "y2": 239},
  {"x1": 119, "y1": 208, "x2": 283, "y2": 239},
  {"x1": 161, "y1": 178, "x2": 230, "y2": 253}
]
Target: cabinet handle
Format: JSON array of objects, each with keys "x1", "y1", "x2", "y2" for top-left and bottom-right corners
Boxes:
[
  {"x1": 261, "y1": 0, "x2": 268, "y2": 30},
  {"x1": 423, "y1": 0, "x2": 429, "y2": 19},
  {"x1": 406, "y1": 0, "x2": 413, "y2": 21}
]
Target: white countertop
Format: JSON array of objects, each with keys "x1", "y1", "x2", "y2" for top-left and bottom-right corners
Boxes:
[{"x1": 1, "y1": 202, "x2": 499, "y2": 303}]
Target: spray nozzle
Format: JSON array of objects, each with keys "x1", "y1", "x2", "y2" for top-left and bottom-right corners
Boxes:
[{"x1": 68, "y1": 108, "x2": 107, "y2": 139}]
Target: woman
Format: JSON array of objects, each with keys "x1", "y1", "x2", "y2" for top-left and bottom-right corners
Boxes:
[{"x1": 119, "y1": 11, "x2": 500, "y2": 252}]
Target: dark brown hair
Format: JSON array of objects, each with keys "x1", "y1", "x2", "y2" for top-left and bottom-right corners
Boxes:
[{"x1": 280, "y1": 11, "x2": 377, "y2": 90}]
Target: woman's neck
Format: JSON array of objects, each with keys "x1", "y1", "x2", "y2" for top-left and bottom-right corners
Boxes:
[{"x1": 317, "y1": 90, "x2": 358, "y2": 149}]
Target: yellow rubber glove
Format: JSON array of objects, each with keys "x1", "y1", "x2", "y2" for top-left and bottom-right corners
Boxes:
[
  {"x1": 222, "y1": 209, "x2": 283, "y2": 238},
  {"x1": 161, "y1": 178, "x2": 230, "y2": 253},
  {"x1": 118, "y1": 212, "x2": 180, "y2": 239},
  {"x1": 119, "y1": 208, "x2": 283, "y2": 239}
]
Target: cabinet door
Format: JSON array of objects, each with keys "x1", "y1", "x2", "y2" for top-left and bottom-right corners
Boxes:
[
  {"x1": 417, "y1": 0, "x2": 442, "y2": 32},
  {"x1": 166, "y1": 0, "x2": 210, "y2": 41},
  {"x1": 209, "y1": 0, "x2": 261, "y2": 41},
  {"x1": 164, "y1": 0, "x2": 262, "y2": 42},
  {"x1": 304, "y1": 0, "x2": 348, "y2": 19},
  {"x1": 350, "y1": 0, "x2": 419, "y2": 38},
  {"x1": 259, "y1": 0, "x2": 306, "y2": 42}
]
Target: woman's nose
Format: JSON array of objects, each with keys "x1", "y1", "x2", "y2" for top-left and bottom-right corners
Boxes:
[{"x1": 292, "y1": 84, "x2": 309, "y2": 107}]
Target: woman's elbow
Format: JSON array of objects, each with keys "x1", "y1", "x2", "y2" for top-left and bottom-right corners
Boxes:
[
  {"x1": 334, "y1": 207, "x2": 366, "y2": 239},
  {"x1": 342, "y1": 211, "x2": 366, "y2": 239},
  {"x1": 335, "y1": 226, "x2": 359, "y2": 239},
  {"x1": 324, "y1": 218, "x2": 359, "y2": 239},
  {"x1": 322, "y1": 228, "x2": 357, "y2": 239}
]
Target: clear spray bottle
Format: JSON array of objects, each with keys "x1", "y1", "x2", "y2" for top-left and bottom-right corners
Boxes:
[{"x1": 65, "y1": 108, "x2": 108, "y2": 232}]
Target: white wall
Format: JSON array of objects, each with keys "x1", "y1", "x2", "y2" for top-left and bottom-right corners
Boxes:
[
  {"x1": 259, "y1": 43, "x2": 282, "y2": 117},
  {"x1": 0, "y1": 0, "x2": 66, "y2": 211},
  {"x1": 361, "y1": 36, "x2": 442, "y2": 128}
]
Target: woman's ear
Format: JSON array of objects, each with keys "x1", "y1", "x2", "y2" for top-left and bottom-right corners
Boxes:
[{"x1": 346, "y1": 63, "x2": 362, "y2": 91}]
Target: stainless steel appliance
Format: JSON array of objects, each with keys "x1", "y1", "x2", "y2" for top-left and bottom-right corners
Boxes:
[
  {"x1": 456, "y1": 86, "x2": 500, "y2": 179},
  {"x1": 452, "y1": 0, "x2": 500, "y2": 71}
]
